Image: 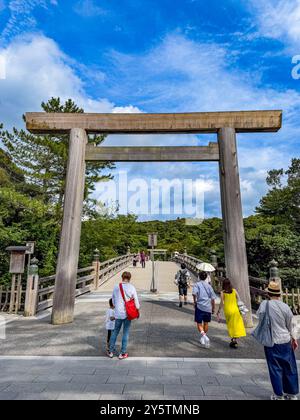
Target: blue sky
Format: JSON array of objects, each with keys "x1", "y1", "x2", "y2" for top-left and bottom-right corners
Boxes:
[{"x1": 0, "y1": 0, "x2": 299, "y2": 220}]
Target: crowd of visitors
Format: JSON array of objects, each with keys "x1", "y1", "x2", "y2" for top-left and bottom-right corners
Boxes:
[{"x1": 105, "y1": 261, "x2": 299, "y2": 400}]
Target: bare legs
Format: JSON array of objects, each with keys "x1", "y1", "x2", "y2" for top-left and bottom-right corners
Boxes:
[{"x1": 197, "y1": 322, "x2": 209, "y2": 334}]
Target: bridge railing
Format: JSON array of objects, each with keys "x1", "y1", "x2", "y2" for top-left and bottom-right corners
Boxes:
[
  {"x1": 173, "y1": 253, "x2": 300, "y2": 314},
  {"x1": 249, "y1": 276, "x2": 300, "y2": 314},
  {"x1": 173, "y1": 252, "x2": 225, "y2": 290},
  {"x1": 36, "y1": 253, "x2": 133, "y2": 314},
  {"x1": 1, "y1": 252, "x2": 133, "y2": 316},
  {"x1": 172, "y1": 253, "x2": 203, "y2": 273}
]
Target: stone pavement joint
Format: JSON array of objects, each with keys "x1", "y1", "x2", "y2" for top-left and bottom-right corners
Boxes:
[
  {"x1": 0, "y1": 357, "x2": 299, "y2": 400},
  {"x1": 0, "y1": 262, "x2": 299, "y2": 400}
]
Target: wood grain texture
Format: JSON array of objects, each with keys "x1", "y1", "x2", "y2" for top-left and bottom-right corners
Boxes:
[
  {"x1": 218, "y1": 127, "x2": 253, "y2": 328},
  {"x1": 26, "y1": 110, "x2": 282, "y2": 134},
  {"x1": 51, "y1": 128, "x2": 88, "y2": 325},
  {"x1": 85, "y1": 144, "x2": 220, "y2": 161}
]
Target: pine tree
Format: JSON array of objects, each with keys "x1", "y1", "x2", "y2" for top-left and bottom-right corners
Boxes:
[{"x1": 1, "y1": 98, "x2": 114, "y2": 217}]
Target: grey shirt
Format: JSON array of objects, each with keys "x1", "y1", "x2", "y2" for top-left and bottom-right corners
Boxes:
[
  {"x1": 257, "y1": 300, "x2": 294, "y2": 344},
  {"x1": 192, "y1": 281, "x2": 217, "y2": 313}
]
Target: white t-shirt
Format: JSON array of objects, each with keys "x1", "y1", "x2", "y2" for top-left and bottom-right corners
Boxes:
[
  {"x1": 112, "y1": 282, "x2": 140, "y2": 320},
  {"x1": 105, "y1": 308, "x2": 115, "y2": 330}
]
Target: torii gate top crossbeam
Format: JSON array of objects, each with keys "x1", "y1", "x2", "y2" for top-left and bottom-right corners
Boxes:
[{"x1": 25, "y1": 110, "x2": 282, "y2": 134}]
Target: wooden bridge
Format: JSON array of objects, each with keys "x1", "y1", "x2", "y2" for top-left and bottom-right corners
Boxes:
[
  {"x1": 1, "y1": 255, "x2": 298, "y2": 359},
  {"x1": 1, "y1": 252, "x2": 299, "y2": 318},
  {"x1": 0, "y1": 258, "x2": 267, "y2": 359}
]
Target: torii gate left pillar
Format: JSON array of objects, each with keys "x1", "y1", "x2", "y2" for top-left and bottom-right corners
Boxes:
[{"x1": 52, "y1": 128, "x2": 87, "y2": 325}]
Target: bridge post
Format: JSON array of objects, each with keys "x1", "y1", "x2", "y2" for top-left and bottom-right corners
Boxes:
[
  {"x1": 218, "y1": 127, "x2": 253, "y2": 327},
  {"x1": 51, "y1": 128, "x2": 88, "y2": 325},
  {"x1": 24, "y1": 258, "x2": 39, "y2": 317},
  {"x1": 93, "y1": 249, "x2": 100, "y2": 290}
]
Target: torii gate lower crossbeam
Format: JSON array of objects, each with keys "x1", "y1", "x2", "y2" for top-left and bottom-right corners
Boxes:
[{"x1": 25, "y1": 110, "x2": 282, "y2": 327}]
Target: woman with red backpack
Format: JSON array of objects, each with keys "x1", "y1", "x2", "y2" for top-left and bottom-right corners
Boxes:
[{"x1": 107, "y1": 272, "x2": 140, "y2": 360}]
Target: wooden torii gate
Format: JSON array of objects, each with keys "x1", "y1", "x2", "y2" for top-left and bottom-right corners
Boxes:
[{"x1": 26, "y1": 110, "x2": 282, "y2": 327}]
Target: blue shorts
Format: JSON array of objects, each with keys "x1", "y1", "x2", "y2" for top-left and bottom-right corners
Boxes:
[{"x1": 195, "y1": 307, "x2": 211, "y2": 323}]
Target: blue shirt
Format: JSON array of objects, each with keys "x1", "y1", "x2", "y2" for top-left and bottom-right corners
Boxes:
[{"x1": 192, "y1": 281, "x2": 217, "y2": 313}]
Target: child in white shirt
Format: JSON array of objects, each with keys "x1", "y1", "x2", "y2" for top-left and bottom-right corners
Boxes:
[{"x1": 105, "y1": 298, "x2": 115, "y2": 350}]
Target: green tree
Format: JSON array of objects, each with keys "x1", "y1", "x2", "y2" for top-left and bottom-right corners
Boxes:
[
  {"x1": 257, "y1": 158, "x2": 300, "y2": 232},
  {"x1": 1, "y1": 98, "x2": 114, "y2": 215},
  {"x1": 0, "y1": 98, "x2": 114, "y2": 282}
]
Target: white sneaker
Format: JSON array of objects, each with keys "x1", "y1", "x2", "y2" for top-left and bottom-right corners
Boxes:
[
  {"x1": 270, "y1": 395, "x2": 284, "y2": 400},
  {"x1": 284, "y1": 394, "x2": 298, "y2": 401},
  {"x1": 106, "y1": 351, "x2": 114, "y2": 359},
  {"x1": 203, "y1": 335, "x2": 211, "y2": 349},
  {"x1": 200, "y1": 334, "x2": 210, "y2": 349}
]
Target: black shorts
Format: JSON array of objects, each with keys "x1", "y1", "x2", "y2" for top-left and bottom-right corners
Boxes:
[
  {"x1": 178, "y1": 285, "x2": 188, "y2": 296},
  {"x1": 195, "y1": 307, "x2": 212, "y2": 323}
]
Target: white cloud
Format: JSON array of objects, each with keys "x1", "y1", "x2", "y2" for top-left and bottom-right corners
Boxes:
[
  {"x1": 1, "y1": 1, "x2": 58, "y2": 44},
  {"x1": 112, "y1": 105, "x2": 142, "y2": 114},
  {"x1": 107, "y1": 34, "x2": 300, "y2": 119},
  {"x1": 0, "y1": 31, "x2": 298, "y2": 218},
  {"x1": 74, "y1": 0, "x2": 106, "y2": 17},
  {"x1": 248, "y1": 0, "x2": 300, "y2": 47},
  {"x1": 0, "y1": 34, "x2": 141, "y2": 128},
  {"x1": 100, "y1": 33, "x2": 300, "y2": 217}
]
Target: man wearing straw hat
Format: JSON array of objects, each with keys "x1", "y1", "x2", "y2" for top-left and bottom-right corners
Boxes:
[{"x1": 257, "y1": 281, "x2": 299, "y2": 400}]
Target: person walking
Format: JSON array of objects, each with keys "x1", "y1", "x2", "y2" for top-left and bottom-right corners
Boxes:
[
  {"x1": 256, "y1": 281, "x2": 299, "y2": 400},
  {"x1": 192, "y1": 271, "x2": 216, "y2": 348},
  {"x1": 105, "y1": 298, "x2": 115, "y2": 351},
  {"x1": 133, "y1": 254, "x2": 138, "y2": 267},
  {"x1": 107, "y1": 272, "x2": 140, "y2": 360},
  {"x1": 175, "y1": 263, "x2": 191, "y2": 308},
  {"x1": 140, "y1": 251, "x2": 146, "y2": 269},
  {"x1": 217, "y1": 278, "x2": 246, "y2": 349}
]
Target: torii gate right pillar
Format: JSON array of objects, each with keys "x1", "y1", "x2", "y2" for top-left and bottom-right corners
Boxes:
[{"x1": 218, "y1": 127, "x2": 253, "y2": 328}]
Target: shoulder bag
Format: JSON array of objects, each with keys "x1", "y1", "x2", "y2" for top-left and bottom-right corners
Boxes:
[
  {"x1": 119, "y1": 283, "x2": 140, "y2": 321},
  {"x1": 252, "y1": 301, "x2": 274, "y2": 348}
]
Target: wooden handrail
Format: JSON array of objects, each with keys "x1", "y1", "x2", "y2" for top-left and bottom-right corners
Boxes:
[{"x1": 35, "y1": 254, "x2": 133, "y2": 313}]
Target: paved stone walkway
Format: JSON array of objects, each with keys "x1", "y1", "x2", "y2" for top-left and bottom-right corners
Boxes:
[
  {"x1": 0, "y1": 262, "x2": 298, "y2": 359},
  {"x1": 0, "y1": 356, "x2": 299, "y2": 400},
  {"x1": 98, "y1": 260, "x2": 183, "y2": 294},
  {"x1": 0, "y1": 261, "x2": 299, "y2": 400}
]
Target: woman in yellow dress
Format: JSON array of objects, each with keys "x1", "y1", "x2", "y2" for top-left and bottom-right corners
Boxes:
[{"x1": 217, "y1": 278, "x2": 246, "y2": 349}]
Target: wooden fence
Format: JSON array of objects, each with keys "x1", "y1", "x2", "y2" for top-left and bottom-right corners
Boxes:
[
  {"x1": 0, "y1": 253, "x2": 133, "y2": 316},
  {"x1": 173, "y1": 253, "x2": 300, "y2": 315},
  {"x1": 0, "y1": 279, "x2": 26, "y2": 314}
]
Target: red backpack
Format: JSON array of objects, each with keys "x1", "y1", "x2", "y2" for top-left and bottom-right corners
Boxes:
[{"x1": 119, "y1": 283, "x2": 140, "y2": 321}]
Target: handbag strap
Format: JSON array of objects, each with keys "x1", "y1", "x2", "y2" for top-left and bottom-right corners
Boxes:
[
  {"x1": 119, "y1": 283, "x2": 127, "y2": 303},
  {"x1": 266, "y1": 300, "x2": 270, "y2": 317},
  {"x1": 201, "y1": 281, "x2": 211, "y2": 298},
  {"x1": 266, "y1": 300, "x2": 274, "y2": 340}
]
